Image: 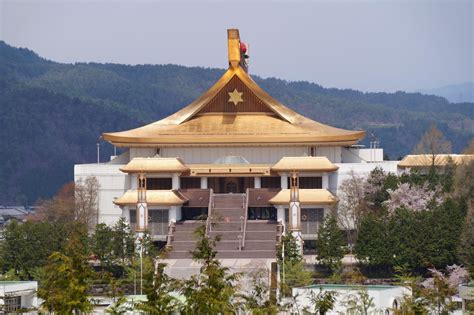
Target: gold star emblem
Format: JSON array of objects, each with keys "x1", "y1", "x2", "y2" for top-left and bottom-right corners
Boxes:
[{"x1": 228, "y1": 88, "x2": 243, "y2": 106}]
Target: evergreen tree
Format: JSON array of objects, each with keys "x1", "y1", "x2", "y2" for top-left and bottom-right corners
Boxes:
[
  {"x1": 182, "y1": 225, "x2": 240, "y2": 313},
  {"x1": 316, "y1": 214, "x2": 346, "y2": 270},
  {"x1": 91, "y1": 223, "x2": 115, "y2": 270},
  {"x1": 38, "y1": 228, "x2": 93, "y2": 314},
  {"x1": 137, "y1": 258, "x2": 181, "y2": 314}
]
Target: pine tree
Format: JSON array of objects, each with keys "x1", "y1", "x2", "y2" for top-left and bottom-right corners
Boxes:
[
  {"x1": 182, "y1": 225, "x2": 241, "y2": 313},
  {"x1": 38, "y1": 228, "x2": 93, "y2": 314},
  {"x1": 316, "y1": 214, "x2": 346, "y2": 270}
]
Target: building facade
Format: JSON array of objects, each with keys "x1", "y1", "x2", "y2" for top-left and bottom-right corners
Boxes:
[{"x1": 76, "y1": 29, "x2": 466, "y2": 259}]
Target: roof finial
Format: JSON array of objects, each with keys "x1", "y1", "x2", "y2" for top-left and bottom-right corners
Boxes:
[{"x1": 227, "y1": 29, "x2": 241, "y2": 69}]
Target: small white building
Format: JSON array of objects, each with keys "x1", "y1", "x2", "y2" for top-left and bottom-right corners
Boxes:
[
  {"x1": 292, "y1": 284, "x2": 411, "y2": 315},
  {"x1": 0, "y1": 281, "x2": 38, "y2": 312}
]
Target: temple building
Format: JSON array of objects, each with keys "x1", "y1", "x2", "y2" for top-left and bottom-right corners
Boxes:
[{"x1": 75, "y1": 29, "x2": 397, "y2": 259}]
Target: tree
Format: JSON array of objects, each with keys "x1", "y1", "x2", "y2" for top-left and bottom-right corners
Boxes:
[
  {"x1": 337, "y1": 171, "x2": 366, "y2": 249},
  {"x1": 303, "y1": 287, "x2": 338, "y2": 315},
  {"x1": 0, "y1": 220, "x2": 71, "y2": 279},
  {"x1": 137, "y1": 258, "x2": 181, "y2": 314},
  {"x1": 111, "y1": 217, "x2": 135, "y2": 266},
  {"x1": 341, "y1": 288, "x2": 375, "y2": 315},
  {"x1": 91, "y1": 223, "x2": 115, "y2": 271},
  {"x1": 36, "y1": 182, "x2": 75, "y2": 223},
  {"x1": 316, "y1": 214, "x2": 346, "y2": 270},
  {"x1": 182, "y1": 225, "x2": 240, "y2": 313},
  {"x1": 413, "y1": 124, "x2": 452, "y2": 167},
  {"x1": 462, "y1": 139, "x2": 474, "y2": 154},
  {"x1": 38, "y1": 228, "x2": 93, "y2": 314},
  {"x1": 420, "y1": 265, "x2": 470, "y2": 315},
  {"x1": 278, "y1": 233, "x2": 313, "y2": 297},
  {"x1": 75, "y1": 176, "x2": 100, "y2": 231},
  {"x1": 242, "y1": 267, "x2": 279, "y2": 314},
  {"x1": 354, "y1": 214, "x2": 393, "y2": 267},
  {"x1": 384, "y1": 182, "x2": 444, "y2": 214}
]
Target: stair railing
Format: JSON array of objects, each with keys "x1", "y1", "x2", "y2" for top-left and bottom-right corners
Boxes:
[
  {"x1": 241, "y1": 189, "x2": 249, "y2": 249},
  {"x1": 205, "y1": 189, "x2": 214, "y2": 236}
]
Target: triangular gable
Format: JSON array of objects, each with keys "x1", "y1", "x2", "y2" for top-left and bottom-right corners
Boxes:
[
  {"x1": 197, "y1": 75, "x2": 273, "y2": 114},
  {"x1": 166, "y1": 67, "x2": 298, "y2": 125}
]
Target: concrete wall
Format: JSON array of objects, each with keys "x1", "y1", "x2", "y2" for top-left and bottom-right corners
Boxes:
[
  {"x1": 342, "y1": 147, "x2": 384, "y2": 163},
  {"x1": 0, "y1": 281, "x2": 38, "y2": 309},
  {"x1": 330, "y1": 161, "x2": 398, "y2": 195}
]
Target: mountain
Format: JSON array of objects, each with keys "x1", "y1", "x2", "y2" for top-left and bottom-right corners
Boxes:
[
  {"x1": 418, "y1": 82, "x2": 474, "y2": 103},
  {"x1": 0, "y1": 41, "x2": 473, "y2": 205}
]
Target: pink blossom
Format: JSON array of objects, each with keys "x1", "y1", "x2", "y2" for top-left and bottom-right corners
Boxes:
[{"x1": 383, "y1": 182, "x2": 444, "y2": 214}]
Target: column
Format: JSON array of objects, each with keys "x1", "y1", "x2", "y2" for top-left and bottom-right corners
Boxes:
[
  {"x1": 122, "y1": 208, "x2": 131, "y2": 224},
  {"x1": 254, "y1": 176, "x2": 261, "y2": 188},
  {"x1": 280, "y1": 173, "x2": 288, "y2": 189},
  {"x1": 172, "y1": 173, "x2": 180, "y2": 189},
  {"x1": 169, "y1": 206, "x2": 177, "y2": 223},
  {"x1": 277, "y1": 205, "x2": 285, "y2": 226},
  {"x1": 322, "y1": 173, "x2": 329, "y2": 189},
  {"x1": 200, "y1": 177, "x2": 208, "y2": 189}
]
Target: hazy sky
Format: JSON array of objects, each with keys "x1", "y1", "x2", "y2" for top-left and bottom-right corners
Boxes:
[{"x1": 1, "y1": 0, "x2": 472, "y2": 92}]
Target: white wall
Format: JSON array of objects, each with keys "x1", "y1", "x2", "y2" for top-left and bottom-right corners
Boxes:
[
  {"x1": 329, "y1": 161, "x2": 398, "y2": 195},
  {"x1": 342, "y1": 148, "x2": 384, "y2": 163},
  {"x1": 74, "y1": 163, "x2": 128, "y2": 226},
  {"x1": 161, "y1": 146, "x2": 309, "y2": 164}
]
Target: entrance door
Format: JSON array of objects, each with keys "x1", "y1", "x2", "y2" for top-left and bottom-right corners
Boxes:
[
  {"x1": 224, "y1": 178, "x2": 239, "y2": 193},
  {"x1": 208, "y1": 177, "x2": 254, "y2": 193}
]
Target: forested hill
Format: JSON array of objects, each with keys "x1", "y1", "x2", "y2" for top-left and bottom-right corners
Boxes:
[{"x1": 1, "y1": 40, "x2": 473, "y2": 205}]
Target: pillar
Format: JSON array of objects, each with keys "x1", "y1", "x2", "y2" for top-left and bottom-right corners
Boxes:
[
  {"x1": 123, "y1": 208, "x2": 131, "y2": 224},
  {"x1": 322, "y1": 173, "x2": 329, "y2": 189},
  {"x1": 200, "y1": 177, "x2": 208, "y2": 189},
  {"x1": 277, "y1": 205, "x2": 285, "y2": 226},
  {"x1": 169, "y1": 206, "x2": 177, "y2": 223},
  {"x1": 172, "y1": 173, "x2": 180, "y2": 189},
  {"x1": 280, "y1": 173, "x2": 288, "y2": 189},
  {"x1": 254, "y1": 176, "x2": 261, "y2": 188}
]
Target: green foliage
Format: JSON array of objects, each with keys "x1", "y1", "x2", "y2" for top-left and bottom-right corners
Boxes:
[
  {"x1": 91, "y1": 223, "x2": 115, "y2": 269},
  {"x1": 242, "y1": 267, "x2": 280, "y2": 314},
  {"x1": 316, "y1": 214, "x2": 346, "y2": 270},
  {"x1": 354, "y1": 214, "x2": 393, "y2": 267},
  {"x1": 111, "y1": 217, "x2": 136, "y2": 265},
  {"x1": 303, "y1": 287, "x2": 338, "y2": 315},
  {"x1": 0, "y1": 40, "x2": 472, "y2": 204},
  {"x1": 38, "y1": 230, "x2": 93, "y2": 314},
  {"x1": 137, "y1": 259, "x2": 182, "y2": 314},
  {"x1": 0, "y1": 220, "x2": 77, "y2": 279},
  {"x1": 182, "y1": 225, "x2": 241, "y2": 313},
  {"x1": 277, "y1": 233, "x2": 303, "y2": 266},
  {"x1": 341, "y1": 288, "x2": 375, "y2": 315}
]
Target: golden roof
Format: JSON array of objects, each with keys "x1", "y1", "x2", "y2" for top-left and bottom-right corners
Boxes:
[
  {"x1": 114, "y1": 190, "x2": 188, "y2": 206},
  {"x1": 269, "y1": 189, "x2": 338, "y2": 205},
  {"x1": 189, "y1": 163, "x2": 271, "y2": 177},
  {"x1": 102, "y1": 29, "x2": 365, "y2": 147},
  {"x1": 272, "y1": 156, "x2": 339, "y2": 173},
  {"x1": 398, "y1": 154, "x2": 474, "y2": 168},
  {"x1": 120, "y1": 157, "x2": 189, "y2": 173}
]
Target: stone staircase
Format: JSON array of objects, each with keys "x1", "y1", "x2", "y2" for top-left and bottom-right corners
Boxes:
[{"x1": 167, "y1": 193, "x2": 278, "y2": 259}]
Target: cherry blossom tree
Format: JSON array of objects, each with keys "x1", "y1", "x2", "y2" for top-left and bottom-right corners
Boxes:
[{"x1": 384, "y1": 182, "x2": 444, "y2": 214}]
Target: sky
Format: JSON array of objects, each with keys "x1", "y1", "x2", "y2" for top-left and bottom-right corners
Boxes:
[{"x1": 1, "y1": 0, "x2": 472, "y2": 92}]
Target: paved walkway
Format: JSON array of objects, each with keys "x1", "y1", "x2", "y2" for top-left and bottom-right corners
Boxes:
[{"x1": 161, "y1": 258, "x2": 276, "y2": 280}]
